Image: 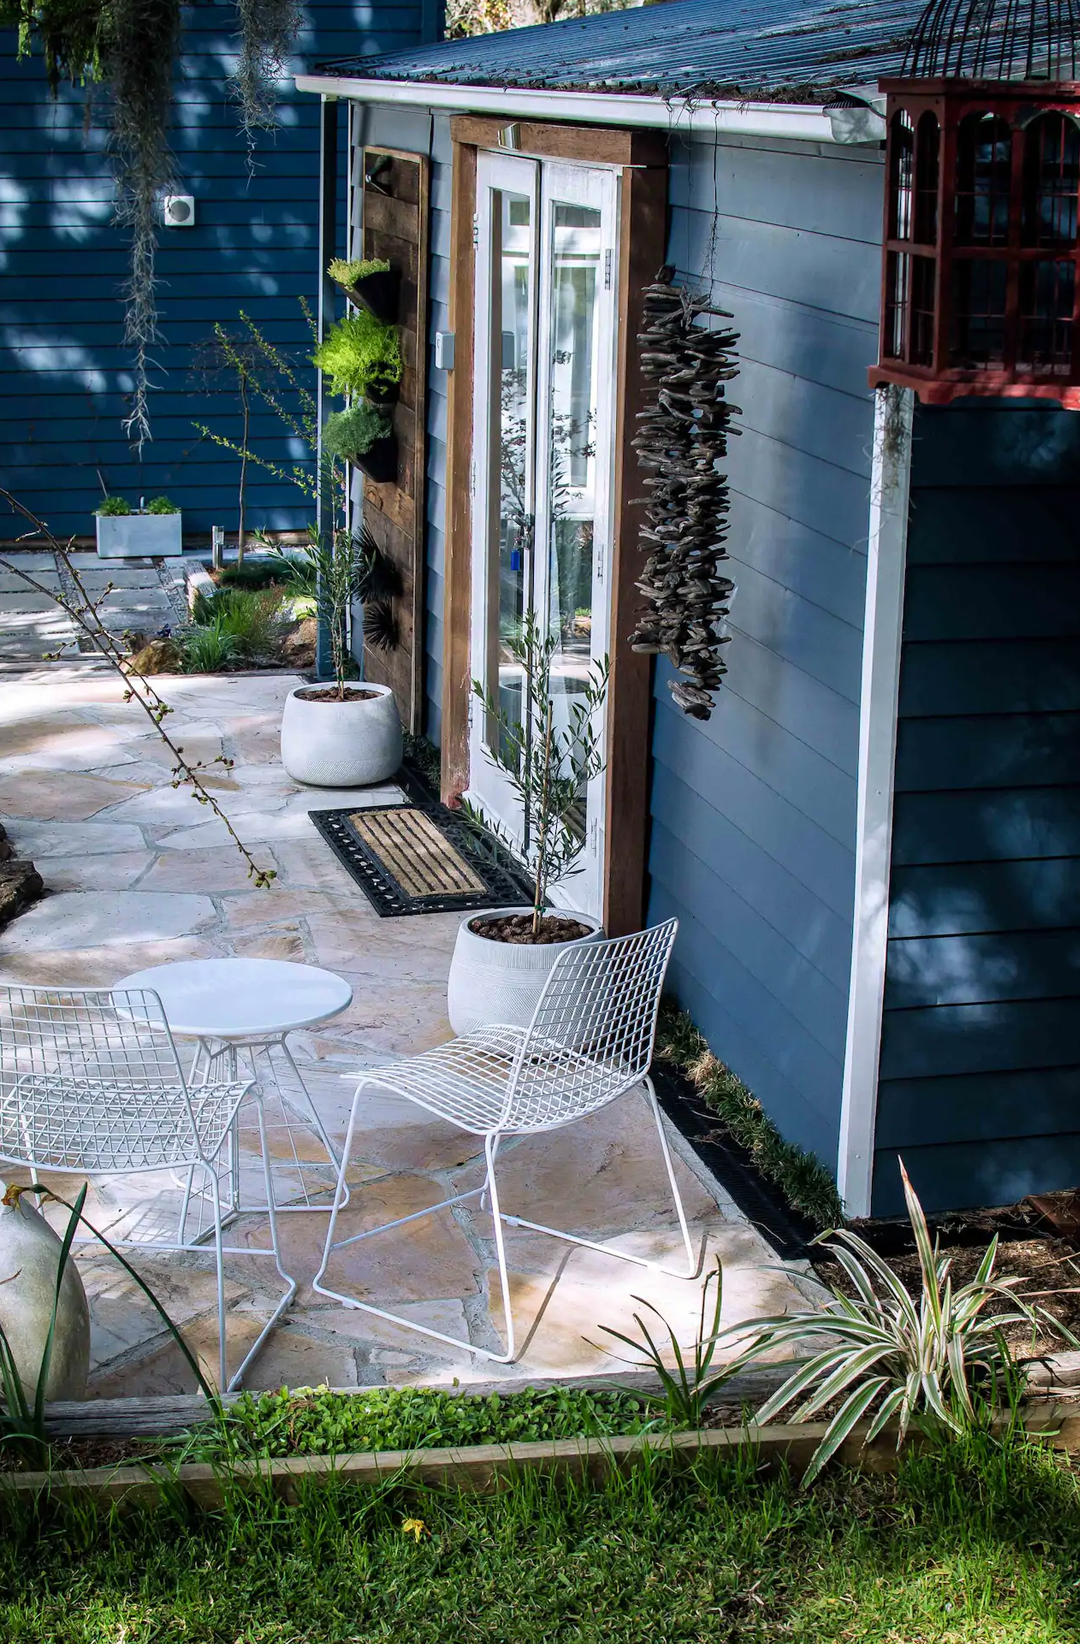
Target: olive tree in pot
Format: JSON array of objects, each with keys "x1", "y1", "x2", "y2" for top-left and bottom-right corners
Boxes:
[
  {"x1": 448, "y1": 611, "x2": 609, "y2": 1035},
  {"x1": 279, "y1": 524, "x2": 403, "y2": 788}
]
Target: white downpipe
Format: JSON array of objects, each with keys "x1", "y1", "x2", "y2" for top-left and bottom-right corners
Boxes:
[
  {"x1": 836, "y1": 385, "x2": 914, "y2": 1220},
  {"x1": 294, "y1": 75, "x2": 836, "y2": 142}
]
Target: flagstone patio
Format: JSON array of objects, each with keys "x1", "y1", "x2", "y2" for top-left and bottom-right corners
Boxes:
[{"x1": 0, "y1": 664, "x2": 808, "y2": 1396}]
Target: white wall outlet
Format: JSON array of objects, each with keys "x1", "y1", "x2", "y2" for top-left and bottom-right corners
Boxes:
[{"x1": 435, "y1": 331, "x2": 455, "y2": 370}]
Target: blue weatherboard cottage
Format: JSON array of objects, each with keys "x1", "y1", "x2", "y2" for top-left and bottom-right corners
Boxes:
[
  {"x1": 0, "y1": 2, "x2": 441, "y2": 542},
  {"x1": 295, "y1": 0, "x2": 1080, "y2": 1219}
]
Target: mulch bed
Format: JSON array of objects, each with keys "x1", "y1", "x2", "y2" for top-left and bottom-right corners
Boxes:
[
  {"x1": 810, "y1": 1232, "x2": 1080, "y2": 1356},
  {"x1": 468, "y1": 913, "x2": 593, "y2": 944}
]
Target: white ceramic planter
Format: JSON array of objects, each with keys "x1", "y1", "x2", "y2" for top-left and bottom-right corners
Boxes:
[
  {"x1": 95, "y1": 513, "x2": 183, "y2": 559},
  {"x1": 0, "y1": 1187, "x2": 90, "y2": 1401},
  {"x1": 447, "y1": 906, "x2": 604, "y2": 1037},
  {"x1": 280, "y1": 682, "x2": 402, "y2": 787}
]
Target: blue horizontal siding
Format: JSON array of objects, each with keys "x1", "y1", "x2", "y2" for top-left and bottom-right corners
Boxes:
[
  {"x1": 647, "y1": 131, "x2": 881, "y2": 1183},
  {"x1": 874, "y1": 401, "x2": 1080, "y2": 1216},
  {"x1": 0, "y1": 3, "x2": 434, "y2": 539}
]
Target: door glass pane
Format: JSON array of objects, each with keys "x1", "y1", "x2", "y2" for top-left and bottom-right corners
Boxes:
[
  {"x1": 487, "y1": 190, "x2": 533, "y2": 762},
  {"x1": 545, "y1": 200, "x2": 602, "y2": 841}
]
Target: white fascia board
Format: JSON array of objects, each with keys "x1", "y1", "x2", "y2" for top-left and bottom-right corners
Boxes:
[
  {"x1": 836, "y1": 384, "x2": 914, "y2": 1220},
  {"x1": 295, "y1": 74, "x2": 836, "y2": 143}
]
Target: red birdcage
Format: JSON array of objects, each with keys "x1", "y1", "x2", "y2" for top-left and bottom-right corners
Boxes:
[{"x1": 870, "y1": 0, "x2": 1080, "y2": 405}]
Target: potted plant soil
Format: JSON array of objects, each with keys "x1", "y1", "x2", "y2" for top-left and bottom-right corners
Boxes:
[
  {"x1": 328, "y1": 256, "x2": 401, "y2": 326},
  {"x1": 322, "y1": 404, "x2": 398, "y2": 485},
  {"x1": 95, "y1": 495, "x2": 182, "y2": 559},
  {"x1": 448, "y1": 611, "x2": 610, "y2": 1036},
  {"x1": 279, "y1": 525, "x2": 402, "y2": 788}
]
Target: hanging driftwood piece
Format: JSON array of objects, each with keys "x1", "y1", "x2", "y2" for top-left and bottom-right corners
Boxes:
[{"x1": 628, "y1": 266, "x2": 740, "y2": 720}]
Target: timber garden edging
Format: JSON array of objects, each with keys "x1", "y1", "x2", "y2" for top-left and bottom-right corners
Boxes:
[{"x1": 4, "y1": 1401, "x2": 1079, "y2": 1510}]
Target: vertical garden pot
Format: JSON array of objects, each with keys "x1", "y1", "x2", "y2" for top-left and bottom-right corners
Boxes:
[
  {"x1": 350, "y1": 436, "x2": 398, "y2": 486},
  {"x1": 0, "y1": 1187, "x2": 90, "y2": 1401},
  {"x1": 343, "y1": 267, "x2": 402, "y2": 324},
  {"x1": 280, "y1": 682, "x2": 402, "y2": 787}
]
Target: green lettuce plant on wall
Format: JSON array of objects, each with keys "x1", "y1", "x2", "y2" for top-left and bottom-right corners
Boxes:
[{"x1": 0, "y1": 0, "x2": 304, "y2": 451}]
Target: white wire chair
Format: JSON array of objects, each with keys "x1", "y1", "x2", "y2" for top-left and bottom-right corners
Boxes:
[
  {"x1": 0, "y1": 985, "x2": 298, "y2": 1391},
  {"x1": 314, "y1": 917, "x2": 700, "y2": 1363}
]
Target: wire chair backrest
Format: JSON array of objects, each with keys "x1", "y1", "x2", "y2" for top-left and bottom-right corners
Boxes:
[
  {"x1": 502, "y1": 919, "x2": 678, "y2": 1131},
  {"x1": 0, "y1": 986, "x2": 204, "y2": 1172}
]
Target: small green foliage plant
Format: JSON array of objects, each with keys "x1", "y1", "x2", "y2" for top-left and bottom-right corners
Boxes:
[
  {"x1": 180, "y1": 621, "x2": 241, "y2": 674},
  {"x1": 656, "y1": 1001, "x2": 845, "y2": 1229},
  {"x1": 743, "y1": 1160, "x2": 1076, "y2": 1484},
  {"x1": 217, "y1": 559, "x2": 290, "y2": 592},
  {"x1": 313, "y1": 310, "x2": 403, "y2": 398},
  {"x1": 145, "y1": 496, "x2": 179, "y2": 514},
  {"x1": 328, "y1": 256, "x2": 390, "y2": 286},
  {"x1": 183, "y1": 586, "x2": 286, "y2": 670},
  {"x1": 465, "y1": 607, "x2": 608, "y2": 937},
  {"x1": 95, "y1": 496, "x2": 131, "y2": 516},
  {"x1": 592, "y1": 1259, "x2": 736, "y2": 1430},
  {"x1": 194, "y1": 1383, "x2": 659, "y2": 1461},
  {"x1": 321, "y1": 403, "x2": 392, "y2": 462}
]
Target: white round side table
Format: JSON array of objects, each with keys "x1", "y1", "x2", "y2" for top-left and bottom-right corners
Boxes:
[{"x1": 115, "y1": 957, "x2": 353, "y2": 1217}]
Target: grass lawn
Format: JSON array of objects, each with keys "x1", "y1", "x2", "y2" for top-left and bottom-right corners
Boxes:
[{"x1": 0, "y1": 1431, "x2": 1078, "y2": 1642}]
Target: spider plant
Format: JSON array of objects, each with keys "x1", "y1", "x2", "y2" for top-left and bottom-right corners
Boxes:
[
  {"x1": 743, "y1": 1161, "x2": 1076, "y2": 1484},
  {"x1": 591, "y1": 1259, "x2": 736, "y2": 1429}
]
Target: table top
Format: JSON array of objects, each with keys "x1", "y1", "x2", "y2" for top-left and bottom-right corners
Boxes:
[{"x1": 114, "y1": 958, "x2": 353, "y2": 1039}]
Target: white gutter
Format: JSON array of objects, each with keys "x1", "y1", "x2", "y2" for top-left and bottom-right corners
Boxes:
[{"x1": 294, "y1": 74, "x2": 838, "y2": 142}]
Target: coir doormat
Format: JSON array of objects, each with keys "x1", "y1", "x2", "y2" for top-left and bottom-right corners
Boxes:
[{"x1": 309, "y1": 789, "x2": 533, "y2": 918}]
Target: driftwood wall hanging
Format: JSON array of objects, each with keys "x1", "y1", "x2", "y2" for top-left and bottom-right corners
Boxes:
[{"x1": 628, "y1": 267, "x2": 739, "y2": 720}]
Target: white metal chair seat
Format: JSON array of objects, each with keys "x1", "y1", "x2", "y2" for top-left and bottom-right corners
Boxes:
[
  {"x1": 363, "y1": 1026, "x2": 639, "y2": 1136},
  {"x1": 2, "y1": 1073, "x2": 250, "y2": 1172},
  {"x1": 0, "y1": 985, "x2": 298, "y2": 1391},
  {"x1": 316, "y1": 919, "x2": 701, "y2": 1363}
]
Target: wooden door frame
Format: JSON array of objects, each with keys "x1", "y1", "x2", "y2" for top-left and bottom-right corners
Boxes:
[{"x1": 440, "y1": 116, "x2": 668, "y2": 936}]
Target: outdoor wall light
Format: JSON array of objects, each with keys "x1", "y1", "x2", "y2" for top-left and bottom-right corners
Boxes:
[{"x1": 163, "y1": 194, "x2": 196, "y2": 227}]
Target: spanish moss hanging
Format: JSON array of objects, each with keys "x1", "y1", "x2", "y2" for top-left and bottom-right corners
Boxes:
[{"x1": 628, "y1": 268, "x2": 740, "y2": 721}]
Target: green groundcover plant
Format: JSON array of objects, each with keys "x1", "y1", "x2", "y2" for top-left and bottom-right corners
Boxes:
[{"x1": 1, "y1": 1431, "x2": 1079, "y2": 1642}]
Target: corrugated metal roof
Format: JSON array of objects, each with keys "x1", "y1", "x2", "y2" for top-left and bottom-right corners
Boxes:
[{"x1": 311, "y1": 0, "x2": 928, "y2": 97}]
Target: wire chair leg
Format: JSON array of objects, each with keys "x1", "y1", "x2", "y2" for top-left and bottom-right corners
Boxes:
[
  {"x1": 312, "y1": 1095, "x2": 517, "y2": 1363},
  {"x1": 483, "y1": 1132, "x2": 516, "y2": 1364},
  {"x1": 278, "y1": 1035, "x2": 351, "y2": 1209},
  {"x1": 226, "y1": 1096, "x2": 299, "y2": 1393},
  {"x1": 208, "y1": 1166, "x2": 228, "y2": 1395},
  {"x1": 313, "y1": 1086, "x2": 362, "y2": 1301},
  {"x1": 643, "y1": 1075, "x2": 698, "y2": 1279}
]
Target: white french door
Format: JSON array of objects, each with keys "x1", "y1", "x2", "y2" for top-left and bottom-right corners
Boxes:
[{"x1": 467, "y1": 150, "x2": 619, "y2": 920}]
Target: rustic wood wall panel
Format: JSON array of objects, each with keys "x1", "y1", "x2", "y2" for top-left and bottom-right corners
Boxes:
[{"x1": 361, "y1": 145, "x2": 429, "y2": 733}]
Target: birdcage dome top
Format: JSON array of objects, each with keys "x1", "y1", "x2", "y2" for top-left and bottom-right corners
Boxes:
[{"x1": 904, "y1": 0, "x2": 1080, "y2": 80}]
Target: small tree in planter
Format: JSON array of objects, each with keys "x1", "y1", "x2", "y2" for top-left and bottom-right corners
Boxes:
[
  {"x1": 278, "y1": 523, "x2": 404, "y2": 788},
  {"x1": 448, "y1": 612, "x2": 608, "y2": 1034}
]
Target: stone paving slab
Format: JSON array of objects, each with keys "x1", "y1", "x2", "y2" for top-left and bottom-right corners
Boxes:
[{"x1": 0, "y1": 667, "x2": 810, "y2": 1396}]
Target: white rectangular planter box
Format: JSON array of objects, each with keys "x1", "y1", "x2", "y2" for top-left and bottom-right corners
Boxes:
[{"x1": 95, "y1": 513, "x2": 183, "y2": 559}]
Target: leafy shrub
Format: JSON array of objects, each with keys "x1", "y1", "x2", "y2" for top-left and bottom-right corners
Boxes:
[
  {"x1": 322, "y1": 403, "x2": 392, "y2": 461},
  {"x1": 328, "y1": 256, "x2": 390, "y2": 286},
  {"x1": 95, "y1": 496, "x2": 131, "y2": 516},
  {"x1": 217, "y1": 559, "x2": 290, "y2": 592},
  {"x1": 313, "y1": 310, "x2": 402, "y2": 397},
  {"x1": 181, "y1": 620, "x2": 241, "y2": 673},
  {"x1": 203, "y1": 1384, "x2": 659, "y2": 1461},
  {"x1": 145, "y1": 495, "x2": 180, "y2": 514},
  {"x1": 190, "y1": 587, "x2": 286, "y2": 660},
  {"x1": 743, "y1": 1161, "x2": 1075, "y2": 1483}
]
